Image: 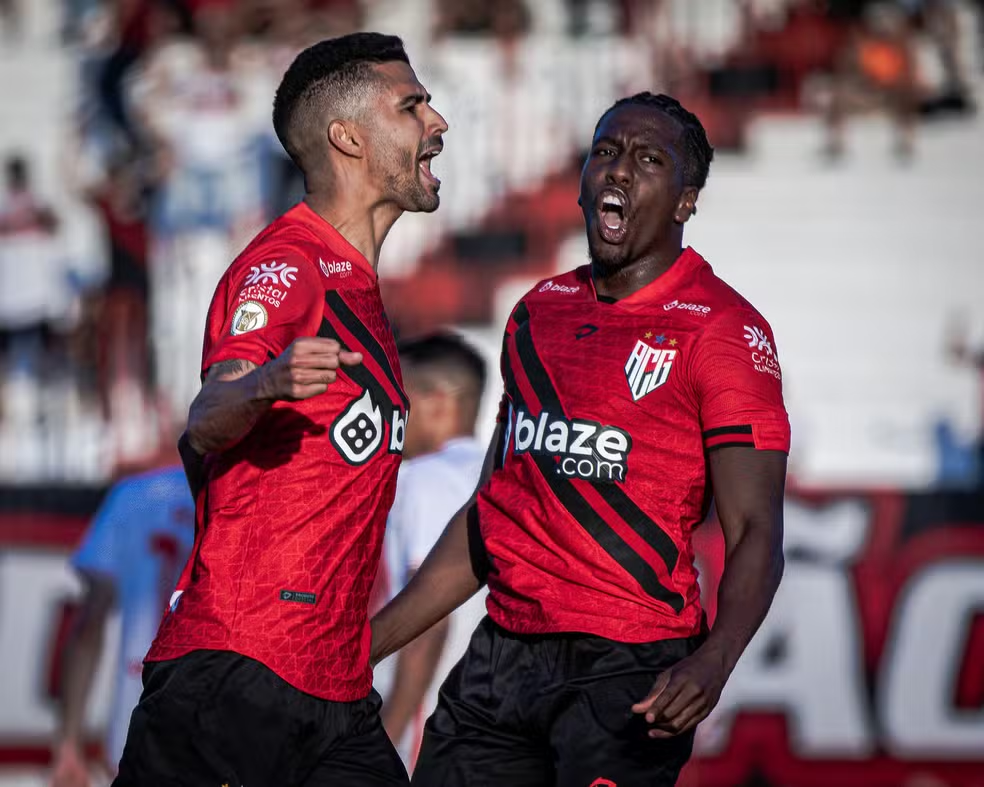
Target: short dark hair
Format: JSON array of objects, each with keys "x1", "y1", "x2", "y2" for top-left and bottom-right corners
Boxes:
[
  {"x1": 272, "y1": 32, "x2": 409, "y2": 170},
  {"x1": 398, "y1": 331, "x2": 487, "y2": 396},
  {"x1": 595, "y1": 92, "x2": 714, "y2": 190}
]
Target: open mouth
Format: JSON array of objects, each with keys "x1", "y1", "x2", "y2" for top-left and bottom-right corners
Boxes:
[
  {"x1": 418, "y1": 147, "x2": 442, "y2": 187},
  {"x1": 597, "y1": 189, "x2": 628, "y2": 244}
]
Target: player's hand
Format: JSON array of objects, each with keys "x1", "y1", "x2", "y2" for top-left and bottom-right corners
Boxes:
[
  {"x1": 630, "y1": 647, "x2": 729, "y2": 739},
  {"x1": 259, "y1": 337, "x2": 362, "y2": 401},
  {"x1": 49, "y1": 741, "x2": 90, "y2": 787}
]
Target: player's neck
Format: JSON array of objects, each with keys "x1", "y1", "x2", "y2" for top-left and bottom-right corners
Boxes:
[
  {"x1": 304, "y1": 193, "x2": 403, "y2": 272},
  {"x1": 592, "y1": 243, "x2": 684, "y2": 301}
]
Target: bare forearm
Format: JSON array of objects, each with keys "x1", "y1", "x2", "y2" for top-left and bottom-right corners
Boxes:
[
  {"x1": 371, "y1": 505, "x2": 480, "y2": 665},
  {"x1": 381, "y1": 618, "x2": 450, "y2": 742},
  {"x1": 59, "y1": 616, "x2": 107, "y2": 743},
  {"x1": 187, "y1": 365, "x2": 271, "y2": 454},
  {"x1": 702, "y1": 527, "x2": 783, "y2": 674}
]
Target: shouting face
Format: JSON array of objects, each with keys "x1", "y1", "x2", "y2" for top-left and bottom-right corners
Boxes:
[
  {"x1": 366, "y1": 61, "x2": 449, "y2": 213},
  {"x1": 579, "y1": 104, "x2": 698, "y2": 273}
]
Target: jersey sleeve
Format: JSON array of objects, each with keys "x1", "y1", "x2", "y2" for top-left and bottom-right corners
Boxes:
[
  {"x1": 202, "y1": 253, "x2": 323, "y2": 375},
  {"x1": 691, "y1": 309, "x2": 791, "y2": 454},
  {"x1": 71, "y1": 481, "x2": 132, "y2": 582}
]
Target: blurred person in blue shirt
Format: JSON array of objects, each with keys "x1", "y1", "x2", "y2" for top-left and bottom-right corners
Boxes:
[{"x1": 50, "y1": 465, "x2": 194, "y2": 787}]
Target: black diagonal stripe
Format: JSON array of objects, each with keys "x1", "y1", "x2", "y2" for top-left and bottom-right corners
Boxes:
[
  {"x1": 513, "y1": 323, "x2": 680, "y2": 573},
  {"x1": 532, "y1": 453, "x2": 684, "y2": 612},
  {"x1": 318, "y1": 317, "x2": 393, "y2": 416},
  {"x1": 325, "y1": 291, "x2": 408, "y2": 410},
  {"x1": 504, "y1": 360, "x2": 683, "y2": 611},
  {"x1": 702, "y1": 425, "x2": 753, "y2": 439},
  {"x1": 512, "y1": 301, "x2": 530, "y2": 328}
]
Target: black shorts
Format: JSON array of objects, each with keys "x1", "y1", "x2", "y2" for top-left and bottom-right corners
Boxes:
[
  {"x1": 412, "y1": 617, "x2": 703, "y2": 787},
  {"x1": 112, "y1": 649, "x2": 408, "y2": 787}
]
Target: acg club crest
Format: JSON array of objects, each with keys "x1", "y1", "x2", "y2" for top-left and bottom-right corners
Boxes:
[{"x1": 624, "y1": 339, "x2": 676, "y2": 402}]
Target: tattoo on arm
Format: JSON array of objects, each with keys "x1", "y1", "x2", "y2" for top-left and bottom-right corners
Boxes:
[{"x1": 206, "y1": 358, "x2": 257, "y2": 383}]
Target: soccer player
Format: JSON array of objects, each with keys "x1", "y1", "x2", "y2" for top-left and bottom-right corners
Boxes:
[
  {"x1": 370, "y1": 92, "x2": 790, "y2": 786},
  {"x1": 50, "y1": 465, "x2": 194, "y2": 787},
  {"x1": 373, "y1": 332, "x2": 488, "y2": 767},
  {"x1": 112, "y1": 33, "x2": 447, "y2": 787}
]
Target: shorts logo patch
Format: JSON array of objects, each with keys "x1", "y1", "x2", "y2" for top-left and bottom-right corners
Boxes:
[{"x1": 230, "y1": 301, "x2": 267, "y2": 335}]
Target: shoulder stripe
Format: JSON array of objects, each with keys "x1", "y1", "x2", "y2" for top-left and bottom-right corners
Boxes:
[
  {"x1": 317, "y1": 317, "x2": 395, "y2": 417},
  {"x1": 324, "y1": 291, "x2": 408, "y2": 409}
]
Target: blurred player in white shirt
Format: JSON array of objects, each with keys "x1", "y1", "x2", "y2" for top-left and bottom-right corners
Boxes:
[
  {"x1": 50, "y1": 466, "x2": 194, "y2": 786},
  {"x1": 373, "y1": 331, "x2": 488, "y2": 769}
]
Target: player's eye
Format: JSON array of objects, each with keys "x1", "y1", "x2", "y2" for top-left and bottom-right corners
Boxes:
[{"x1": 594, "y1": 147, "x2": 615, "y2": 157}]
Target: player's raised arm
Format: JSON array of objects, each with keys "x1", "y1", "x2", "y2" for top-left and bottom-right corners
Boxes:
[
  {"x1": 186, "y1": 338, "x2": 362, "y2": 455},
  {"x1": 632, "y1": 447, "x2": 786, "y2": 738},
  {"x1": 370, "y1": 423, "x2": 502, "y2": 666}
]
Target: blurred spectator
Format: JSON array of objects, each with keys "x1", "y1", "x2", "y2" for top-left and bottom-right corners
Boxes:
[
  {"x1": 947, "y1": 316, "x2": 984, "y2": 489},
  {"x1": 372, "y1": 332, "x2": 487, "y2": 770},
  {"x1": 904, "y1": 0, "x2": 976, "y2": 116},
  {"x1": 69, "y1": 146, "x2": 154, "y2": 432},
  {"x1": 0, "y1": 0, "x2": 21, "y2": 42},
  {"x1": 823, "y1": 1, "x2": 920, "y2": 161},
  {"x1": 0, "y1": 155, "x2": 65, "y2": 423},
  {"x1": 434, "y1": 0, "x2": 531, "y2": 39},
  {"x1": 130, "y1": 0, "x2": 269, "y2": 423},
  {"x1": 49, "y1": 464, "x2": 194, "y2": 785}
]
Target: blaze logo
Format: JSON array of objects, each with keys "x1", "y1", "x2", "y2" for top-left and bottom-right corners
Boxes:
[
  {"x1": 589, "y1": 780, "x2": 617, "y2": 787},
  {"x1": 512, "y1": 408, "x2": 632, "y2": 482},
  {"x1": 330, "y1": 389, "x2": 406, "y2": 464},
  {"x1": 244, "y1": 261, "x2": 298, "y2": 288}
]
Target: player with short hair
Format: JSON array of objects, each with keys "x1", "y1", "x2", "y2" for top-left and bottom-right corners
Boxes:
[
  {"x1": 112, "y1": 32, "x2": 447, "y2": 787},
  {"x1": 373, "y1": 331, "x2": 488, "y2": 767},
  {"x1": 371, "y1": 92, "x2": 789, "y2": 786}
]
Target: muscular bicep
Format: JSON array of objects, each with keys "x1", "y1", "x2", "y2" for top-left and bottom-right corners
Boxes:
[{"x1": 709, "y1": 447, "x2": 787, "y2": 551}]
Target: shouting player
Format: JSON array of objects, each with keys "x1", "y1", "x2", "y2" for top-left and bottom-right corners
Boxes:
[
  {"x1": 371, "y1": 92, "x2": 789, "y2": 786},
  {"x1": 112, "y1": 33, "x2": 447, "y2": 787}
]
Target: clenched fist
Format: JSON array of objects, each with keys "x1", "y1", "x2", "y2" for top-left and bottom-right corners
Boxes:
[{"x1": 257, "y1": 337, "x2": 363, "y2": 401}]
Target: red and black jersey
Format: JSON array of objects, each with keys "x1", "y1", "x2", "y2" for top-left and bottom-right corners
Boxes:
[
  {"x1": 478, "y1": 247, "x2": 790, "y2": 644},
  {"x1": 148, "y1": 202, "x2": 409, "y2": 702}
]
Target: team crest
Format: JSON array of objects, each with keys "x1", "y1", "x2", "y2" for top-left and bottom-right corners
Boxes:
[
  {"x1": 230, "y1": 301, "x2": 267, "y2": 335},
  {"x1": 624, "y1": 338, "x2": 676, "y2": 402}
]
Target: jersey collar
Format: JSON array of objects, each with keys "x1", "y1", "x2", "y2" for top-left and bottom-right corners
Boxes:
[
  {"x1": 585, "y1": 246, "x2": 707, "y2": 310},
  {"x1": 294, "y1": 201, "x2": 375, "y2": 279}
]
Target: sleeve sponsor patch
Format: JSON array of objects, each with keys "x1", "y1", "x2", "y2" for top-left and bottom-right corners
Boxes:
[{"x1": 230, "y1": 301, "x2": 268, "y2": 335}]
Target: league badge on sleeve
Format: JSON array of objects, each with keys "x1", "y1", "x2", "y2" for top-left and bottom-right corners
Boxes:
[{"x1": 230, "y1": 301, "x2": 268, "y2": 335}]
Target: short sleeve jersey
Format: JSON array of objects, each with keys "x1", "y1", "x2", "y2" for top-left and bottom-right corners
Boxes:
[
  {"x1": 71, "y1": 466, "x2": 194, "y2": 766},
  {"x1": 147, "y1": 202, "x2": 410, "y2": 701},
  {"x1": 478, "y1": 247, "x2": 790, "y2": 643}
]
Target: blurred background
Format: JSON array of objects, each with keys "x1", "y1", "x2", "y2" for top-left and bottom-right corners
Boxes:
[{"x1": 0, "y1": 0, "x2": 982, "y2": 785}]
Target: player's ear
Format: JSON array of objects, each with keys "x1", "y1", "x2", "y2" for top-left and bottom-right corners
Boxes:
[
  {"x1": 327, "y1": 119, "x2": 364, "y2": 159},
  {"x1": 674, "y1": 186, "x2": 699, "y2": 224}
]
